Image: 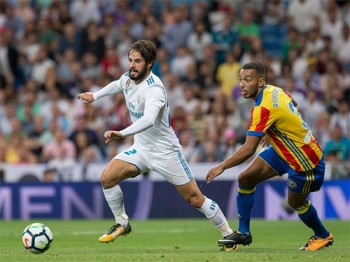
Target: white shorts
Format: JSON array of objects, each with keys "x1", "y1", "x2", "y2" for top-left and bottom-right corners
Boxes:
[{"x1": 114, "y1": 144, "x2": 194, "y2": 185}]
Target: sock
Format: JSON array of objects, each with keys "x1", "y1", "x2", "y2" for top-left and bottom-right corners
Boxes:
[
  {"x1": 295, "y1": 200, "x2": 329, "y2": 238},
  {"x1": 103, "y1": 185, "x2": 129, "y2": 227},
  {"x1": 198, "y1": 197, "x2": 233, "y2": 237},
  {"x1": 237, "y1": 185, "x2": 255, "y2": 234}
]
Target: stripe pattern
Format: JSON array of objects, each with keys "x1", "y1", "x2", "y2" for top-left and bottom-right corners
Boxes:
[
  {"x1": 177, "y1": 151, "x2": 193, "y2": 181},
  {"x1": 271, "y1": 127, "x2": 313, "y2": 171},
  {"x1": 210, "y1": 200, "x2": 217, "y2": 211},
  {"x1": 146, "y1": 76, "x2": 155, "y2": 85},
  {"x1": 238, "y1": 186, "x2": 256, "y2": 194},
  {"x1": 301, "y1": 171, "x2": 315, "y2": 194}
]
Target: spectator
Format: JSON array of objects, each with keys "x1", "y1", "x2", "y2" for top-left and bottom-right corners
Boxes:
[
  {"x1": 19, "y1": 31, "x2": 40, "y2": 68},
  {"x1": 187, "y1": 20, "x2": 212, "y2": 63},
  {"x1": 329, "y1": 99, "x2": 350, "y2": 137},
  {"x1": 222, "y1": 128, "x2": 242, "y2": 159},
  {"x1": 333, "y1": 24, "x2": 350, "y2": 67},
  {"x1": 0, "y1": 102, "x2": 16, "y2": 136},
  {"x1": 81, "y1": 21, "x2": 105, "y2": 62},
  {"x1": 162, "y1": 6, "x2": 193, "y2": 57},
  {"x1": 42, "y1": 127, "x2": 76, "y2": 163},
  {"x1": 15, "y1": 0, "x2": 35, "y2": 24},
  {"x1": 80, "y1": 52, "x2": 102, "y2": 80},
  {"x1": 127, "y1": 10, "x2": 145, "y2": 41},
  {"x1": 304, "y1": 27, "x2": 325, "y2": 57},
  {"x1": 281, "y1": 27, "x2": 299, "y2": 63},
  {"x1": 57, "y1": 22, "x2": 82, "y2": 60},
  {"x1": 3, "y1": 4, "x2": 25, "y2": 40},
  {"x1": 163, "y1": 73, "x2": 185, "y2": 113},
  {"x1": 212, "y1": 14, "x2": 239, "y2": 65},
  {"x1": 69, "y1": 0, "x2": 101, "y2": 29},
  {"x1": 26, "y1": 115, "x2": 47, "y2": 158},
  {"x1": 299, "y1": 89, "x2": 326, "y2": 131},
  {"x1": 30, "y1": 45, "x2": 56, "y2": 91},
  {"x1": 56, "y1": 48, "x2": 80, "y2": 96},
  {"x1": 47, "y1": 143, "x2": 77, "y2": 181},
  {"x1": 215, "y1": 51, "x2": 241, "y2": 97},
  {"x1": 74, "y1": 131, "x2": 103, "y2": 163},
  {"x1": 42, "y1": 168, "x2": 57, "y2": 182},
  {"x1": 36, "y1": 18, "x2": 58, "y2": 53},
  {"x1": 170, "y1": 45, "x2": 195, "y2": 79},
  {"x1": 178, "y1": 129, "x2": 197, "y2": 163},
  {"x1": 323, "y1": 124, "x2": 350, "y2": 161},
  {"x1": 68, "y1": 115, "x2": 99, "y2": 147},
  {"x1": 234, "y1": 7, "x2": 259, "y2": 53},
  {"x1": 100, "y1": 13, "x2": 121, "y2": 48},
  {"x1": 287, "y1": 0, "x2": 320, "y2": 34},
  {"x1": 262, "y1": 0, "x2": 285, "y2": 25},
  {"x1": 319, "y1": 5, "x2": 343, "y2": 44},
  {"x1": 0, "y1": 26, "x2": 19, "y2": 89}
]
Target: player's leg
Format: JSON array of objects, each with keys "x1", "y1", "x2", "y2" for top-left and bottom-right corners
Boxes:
[
  {"x1": 219, "y1": 147, "x2": 281, "y2": 247},
  {"x1": 152, "y1": 150, "x2": 234, "y2": 239},
  {"x1": 223, "y1": 156, "x2": 278, "y2": 245},
  {"x1": 175, "y1": 180, "x2": 234, "y2": 238},
  {"x1": 287, "y1": 158, "x2": 334, "y2": 251},
  {"x1": 99, "y1": 158, "x2": 139, "y2": 243}
]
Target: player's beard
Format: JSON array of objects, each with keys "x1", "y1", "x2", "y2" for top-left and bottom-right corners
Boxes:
[{"x1": 129, "y1": 66, "x2": 148, "y2": 82}]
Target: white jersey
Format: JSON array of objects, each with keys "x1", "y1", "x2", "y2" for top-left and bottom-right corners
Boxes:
[{"x1": 93, "y1": 72, "x2": 182, "y2": 152}]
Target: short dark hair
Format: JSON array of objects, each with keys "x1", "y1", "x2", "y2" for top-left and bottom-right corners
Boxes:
[
  {"x1": 242, "y1": 62, "x2": 266, "y2": 77},
  {"x1": 128, "y1": 40, "x2": 157, "y2": 69}
]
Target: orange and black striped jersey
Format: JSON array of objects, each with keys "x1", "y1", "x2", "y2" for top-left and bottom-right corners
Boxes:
[{"x1": 248, "y1": 85, "x2": 322, "y2": 172}]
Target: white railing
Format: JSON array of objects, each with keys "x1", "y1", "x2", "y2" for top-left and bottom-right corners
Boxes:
[{"x1": 1, "y1": 162, "x2": 349, "y2": 183}]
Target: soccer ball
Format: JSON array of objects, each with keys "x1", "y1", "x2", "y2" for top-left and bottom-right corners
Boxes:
[{"x1": 22, "y1": 223, "x2": 53, "y2": 254}]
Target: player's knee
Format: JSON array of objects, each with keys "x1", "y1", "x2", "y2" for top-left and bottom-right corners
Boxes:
[
  {"x1": 187, "y1": 195, "x2": 203, "y2": 208},
  {"x1": 238, "y1": 172, "x2": 255, "y2": 188},
  {"x1": 287, "y1": 198, "x2": 304, "y2": 209},
  {"x1": 100, "y1": 171, "x2": 116, "y2": 189}
]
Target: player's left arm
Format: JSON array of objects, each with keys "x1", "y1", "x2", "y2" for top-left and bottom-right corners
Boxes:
[{"x1": 119, "y1": 86, "x2": 165, "y2": 137}]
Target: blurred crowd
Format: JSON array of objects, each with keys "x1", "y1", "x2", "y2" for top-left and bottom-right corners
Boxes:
[{"x1": 0, "y1": 0, "x2": 349, "y2": 172}]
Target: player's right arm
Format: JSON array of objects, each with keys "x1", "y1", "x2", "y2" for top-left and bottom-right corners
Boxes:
[
  {"x1": 77, "y1": 78, "x2": 124, "y2": 103},
  {"x1": 77, "y1": 92, "x2": 95, "y2": 104},
  {"x1": 206, "y1": 135, "x2": 262, "y2": 183}
]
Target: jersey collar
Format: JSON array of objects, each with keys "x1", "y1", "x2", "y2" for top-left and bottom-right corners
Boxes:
[{"x1": 255, "y1": 85, "x2": 267, "y2": 106}]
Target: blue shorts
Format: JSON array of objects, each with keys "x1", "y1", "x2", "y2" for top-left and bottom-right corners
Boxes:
[{"x1": 259, "y1": 146, "x2": 325, "y2": 194}]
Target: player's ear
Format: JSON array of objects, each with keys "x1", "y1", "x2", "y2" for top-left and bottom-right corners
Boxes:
[{"x1": 258, "y1": 78, "x2": 265, "y2": 88}]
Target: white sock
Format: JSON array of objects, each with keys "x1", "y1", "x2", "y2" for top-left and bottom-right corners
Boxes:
[
  {"x1": 103, "y1": 185, "x2": 128, "y2": 227},
  {"x1": 198, "y1": 197, "x2": 233, "y2": 237}
]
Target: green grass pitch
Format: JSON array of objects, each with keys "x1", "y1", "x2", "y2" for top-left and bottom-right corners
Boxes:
[{"x1": 0, "y1": 219, "x2": 349, "y2": 262}]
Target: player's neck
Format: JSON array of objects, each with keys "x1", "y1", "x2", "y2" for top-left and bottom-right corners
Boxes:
[{"x1": 134, "y1": 71, "x2": 152, "y2": 85}]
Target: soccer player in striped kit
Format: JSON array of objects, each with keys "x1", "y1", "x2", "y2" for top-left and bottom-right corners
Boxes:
[
  {"x1": 206, "y1": 62, "x2": 333, "y2": 251},
  {"x1": 78, "y1": 40, "x2": 234, "y2": 245}
]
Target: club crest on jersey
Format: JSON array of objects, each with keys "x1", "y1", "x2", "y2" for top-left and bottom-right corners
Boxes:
[{"x1": 288, "y1": 179, "x2": 297, "y2": 190}]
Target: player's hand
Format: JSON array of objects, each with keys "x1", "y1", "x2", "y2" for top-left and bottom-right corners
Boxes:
[
  {"x1": 206, "y1": 164, "x2": 225, "y2": 184},
  {"x1": 77, "y1": 92, "x2": 95, "y2": 104},
  {"x1": 260, "y1": 137, "x2": 269, "y2": 147},
  {"x1": 104, "y1": 130, "x2": 123, "y2": 144}
]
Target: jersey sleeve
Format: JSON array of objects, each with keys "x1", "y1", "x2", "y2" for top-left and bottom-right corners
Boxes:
[
  {"x1": 144, "y1": 84, "x2": 166, "y2": 109},
  {"x1": 247, "y1": 106, "x2": 274, "y2": 137},
  {"x1": 93, "y1": 76, "x2": 124, "y2": 100}
]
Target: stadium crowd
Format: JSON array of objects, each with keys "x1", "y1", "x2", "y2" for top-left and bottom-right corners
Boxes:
[{"x1": 0, "y1": 0, "x2": 349, "y2": 173}]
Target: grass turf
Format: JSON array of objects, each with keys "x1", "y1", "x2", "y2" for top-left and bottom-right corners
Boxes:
[{"x1": 0, "y1": 219, "x2": 349, "y2": 262}]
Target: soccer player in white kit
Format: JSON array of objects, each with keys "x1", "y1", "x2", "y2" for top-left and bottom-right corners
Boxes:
[{"x1": 78, "y1": 40, "x2": 233, "y2": 246}]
